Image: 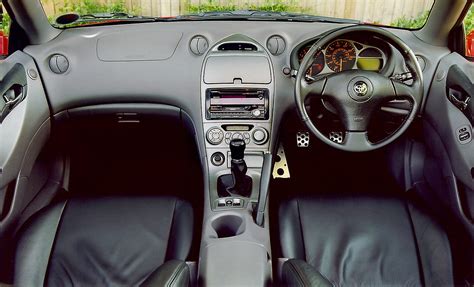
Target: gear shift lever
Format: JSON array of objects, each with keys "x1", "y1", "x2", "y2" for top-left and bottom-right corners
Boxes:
[{"x1": 217, "y1": 139, "x2": 253, "y2": 197}]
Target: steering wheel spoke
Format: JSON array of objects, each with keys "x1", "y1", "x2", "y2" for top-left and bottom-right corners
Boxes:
[
  {"x1": 391, "y1": 79, "x2": 417, "y2": 102},
  {"x1": 342, "y1": 131, "x2": 372, "y2": 151},
  {"x1": 300, "y1": 75, "x2": 327, "y2": 100}
]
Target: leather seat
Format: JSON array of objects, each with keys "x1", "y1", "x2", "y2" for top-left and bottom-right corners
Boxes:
[
  {"x1": 14, "y1": 196, "x2": 194, "y2": 287},
  {"x1": 279, "y1": 194, "x2": 453, "y2": 286}
]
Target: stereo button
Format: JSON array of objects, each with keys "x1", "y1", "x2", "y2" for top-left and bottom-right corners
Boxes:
[{"x1": 252, "y1": 109, "x2": 262, "y2": 117}]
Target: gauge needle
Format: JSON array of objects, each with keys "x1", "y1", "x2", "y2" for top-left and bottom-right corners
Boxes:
[{"x1": 339, "y1": 58, "x2": 343, "y2": 72}]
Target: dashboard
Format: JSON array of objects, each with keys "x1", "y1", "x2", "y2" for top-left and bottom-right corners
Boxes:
[
  {"x1": 294, "y1": 38, "x2": 389, "y2": 79},
  {"x1": 20, "y1": 21, "x2": 450, "y2": 162}
]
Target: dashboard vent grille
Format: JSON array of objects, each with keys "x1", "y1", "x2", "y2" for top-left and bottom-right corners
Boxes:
[
  {"x1": 267, "y1": 35, "x2": 286, "y2": 55},
  {"x1": 217, "y1": 42, "x2": 257, "y2": 51}
]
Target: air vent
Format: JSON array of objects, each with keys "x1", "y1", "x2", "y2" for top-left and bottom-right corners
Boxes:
[
  {"x1": 416, "y1": 55, "x2": 426, "y2": 71},
  {"x1": 49, "y1": 54, "x2": 69, "y2": 74},
  {"x1": 189, "y1": 35, "x2": 209, "y2": 56},
  {"x1": 267, "y1": 35, "x2": 286, "y2": 55},
  {"x1": 217, "y1": 42, "x2": 257, "y2": 51}
]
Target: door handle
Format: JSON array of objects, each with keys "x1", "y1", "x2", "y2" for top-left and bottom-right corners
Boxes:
[
  {"x1": 0, "y1": 87, "x2": 23, "y2": 122},
  {"x1": 446, "y1": 65, "x2": 474, "y2": 124},
  {"x1": 449, "y1": 89, "x2": 471, "y2": 111}
]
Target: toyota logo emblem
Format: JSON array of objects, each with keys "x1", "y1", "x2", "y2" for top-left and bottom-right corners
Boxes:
[{"x1": 353, "y1": 81, "x2": 368, "y2": 97}]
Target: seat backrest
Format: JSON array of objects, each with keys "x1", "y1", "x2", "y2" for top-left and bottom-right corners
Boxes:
[
  {"x1": 15, "y1": 196, "x2": 193, "y2": 286},
  {"x1": 279, "y1": 195, "x2": 453, "y2": 286}
]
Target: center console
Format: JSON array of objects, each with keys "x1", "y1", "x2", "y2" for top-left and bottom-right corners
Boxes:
[{"x1": 198, "y1": 35, "x2": 274, "y2": 286}]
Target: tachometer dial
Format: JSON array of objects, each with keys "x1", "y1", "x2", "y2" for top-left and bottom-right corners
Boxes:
[
  {"x1": 298, "y1": 45, "x2": 325, "y2": 78},
  {"x1": 325, "y1": 40, "x2": 356, "y2": 72}
]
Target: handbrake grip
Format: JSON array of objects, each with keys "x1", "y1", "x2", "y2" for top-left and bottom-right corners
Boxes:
[{"x1": 255, "y1": 153, "x2": 273, "y2": 227}]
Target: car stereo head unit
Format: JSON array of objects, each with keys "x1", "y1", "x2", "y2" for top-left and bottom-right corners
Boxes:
[{"x1": 205, "y1": 88, "x2": 269, "y2": 120}]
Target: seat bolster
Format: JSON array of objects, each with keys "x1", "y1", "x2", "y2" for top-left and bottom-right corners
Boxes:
[
  {"x1": 165, "y1": 199, "x2": 194, "y2": 261},
  {"x1": 140, "y1": 260, "x2": 190, "y2": 287},
  {"x1": 282, "y1": 259, "x2": 333, "y2": 287},
  {"x1": 279, "y1": 199, "x2": 305, "y2": 259},
  {"x1": 407, "y1": 202, "x2": 454, "y2": 286},
  {"x1": 14, "y1": 201, "x2": 67, "y2": 286}
]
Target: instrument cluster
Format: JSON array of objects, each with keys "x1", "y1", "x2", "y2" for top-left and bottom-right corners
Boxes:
[{"x1": 297, "y1": 39, "x2": 386, "y2": 79}]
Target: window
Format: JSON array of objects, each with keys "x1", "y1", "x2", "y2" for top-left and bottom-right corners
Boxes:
[
  {"x1": 0, "y1": 3, "x2": 10, "y2": 57},
  {"x1": 464, "y1": 4, "x2": 474, "y2": 57},
  {"x1": 39, "y1": 0, "x2": 434, "y2": 29}
]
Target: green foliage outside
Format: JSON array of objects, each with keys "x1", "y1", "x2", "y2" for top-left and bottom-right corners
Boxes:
[
  {"x1": 49, "y1": 0, "x2": 307, "y2": 21},
  {"x1": 56, "y1": 0, "x2": 130, "y2": 15},
  {"x1": 1, "y1": 11, "x2": 10, "y2": 35},
  {"x1": 390, "y1": 10, "x2": 430, "y2": 29},
  {"x1": 2, "y1": 1, "x2": 474, "y2": 34},
  {"x1": 186, "y1": 0, "x2": 308, "y2": 14},
  {"x1": 463, "y1": 5, "x2": 474, "y2": 35},
  {"x1": 390, "y1": 5, "x2": 474, "y2": 33}
]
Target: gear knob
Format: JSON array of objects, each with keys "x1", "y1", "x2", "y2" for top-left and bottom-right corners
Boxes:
[{"x1": 229, "y1": 139, "x2": 246, "y2": 160}]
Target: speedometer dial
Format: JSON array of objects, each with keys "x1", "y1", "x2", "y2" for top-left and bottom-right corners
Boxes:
[{"x1": 325, "y1": 40, "x2": 356, "y2": 72}]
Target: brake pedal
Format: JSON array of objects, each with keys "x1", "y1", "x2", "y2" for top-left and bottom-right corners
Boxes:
[
  {"x1": 273, "y1": 143, "x2": 290, "y2": 179},
  {"x1": 329, "y1": 131, "x2": 344, "y2": 144},
  {"x1": 296, "y1": 132, "x2": 310, "y2": 147}
]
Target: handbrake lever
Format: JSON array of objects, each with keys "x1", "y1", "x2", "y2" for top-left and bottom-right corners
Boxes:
[{"x1": 254, "y1": 153, "x2": 272, "y2": 227}]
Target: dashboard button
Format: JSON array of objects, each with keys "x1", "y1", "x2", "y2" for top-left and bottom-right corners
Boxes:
[
  {"x1": 252, "y1": 128, "x2": 268, "y2": 145},
  {"x1": 232, "y1": 133, "x2": 244, "y2": 140},
  {"x1": 252, "y1": 109, "x2": 262, "y2": 117},
  {"x1": 211, "y1": 152, "x2": 225, "y2": 166}
]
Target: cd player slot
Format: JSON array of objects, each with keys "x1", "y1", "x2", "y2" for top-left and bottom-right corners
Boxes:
[{"x1": 206, "y1": 88, "x2": 269, "y2": 120}]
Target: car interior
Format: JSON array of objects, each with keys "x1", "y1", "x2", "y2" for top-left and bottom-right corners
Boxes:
[{"x1": 0, "y1": 0, "x2": 473, "y2": 286}]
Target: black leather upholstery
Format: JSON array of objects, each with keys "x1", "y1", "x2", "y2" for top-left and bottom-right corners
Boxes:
[
  {"x1": 279, "y1": 195, "x2": 453, "y2": 286},
  {"x1": 15, "y1": 196, "x2": 193, "y2": 286},
  {"x1": 282, "y1": 259, "x2": 332, "y2": 287},
  {"x1": 141, "y1": 260, "x2": 190, "y2": 287}
]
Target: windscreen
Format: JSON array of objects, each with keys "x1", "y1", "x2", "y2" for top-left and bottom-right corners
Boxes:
[{"x1": 40, "y1": 0, "x2": 434, "y2": 29}]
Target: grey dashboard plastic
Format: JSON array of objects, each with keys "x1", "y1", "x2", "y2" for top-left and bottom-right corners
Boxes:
[
  {"x1": 204, "y1": 55, "x2": 271, "y2": 84},
  {"x1": 22, "y1": 21, "x2": 451, "y2": 159},
  {"x1": 97, "y1": 29, "x2": 183, "y2": 61}
]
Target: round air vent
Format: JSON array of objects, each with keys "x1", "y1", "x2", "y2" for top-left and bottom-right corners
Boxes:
[
  {"x1": 189, "y1": 35, "x2": 209, "y2": 56},
  {"x1": 415, "y1": 55, "x2": 426, "y2": 71},
  {"x1": 267, "y1": 35, "x2": 286, "y2": 55},
  {"x1": 49, "y1": 54, "x2": 69, "y2": 74}
]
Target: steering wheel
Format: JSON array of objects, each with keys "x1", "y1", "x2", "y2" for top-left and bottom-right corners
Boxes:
[{"x1": 295, "y1": 25, "x2": 423, "y2": 152}]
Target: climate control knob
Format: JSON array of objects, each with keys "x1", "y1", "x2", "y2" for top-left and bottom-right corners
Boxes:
[
  {"x1": 206, "y1": 127, "x2": 224, "y2": 145},
  {"x1": 252, "y1": 128, "x2": 268, "y2": 145}
]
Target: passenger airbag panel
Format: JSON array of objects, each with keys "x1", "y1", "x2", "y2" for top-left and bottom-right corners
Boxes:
[{"x1": 97, "y1": 30, "x2": 182, "y2": 62}]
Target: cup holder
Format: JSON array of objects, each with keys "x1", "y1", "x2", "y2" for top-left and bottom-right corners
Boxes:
[{"x1": 211, "y1": 214, "x2": 245, "y2": 238}]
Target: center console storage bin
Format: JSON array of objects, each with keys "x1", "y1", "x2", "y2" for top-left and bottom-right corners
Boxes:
[{"x1": 199, "y1": 241, "x2": 270, "y2": 287}]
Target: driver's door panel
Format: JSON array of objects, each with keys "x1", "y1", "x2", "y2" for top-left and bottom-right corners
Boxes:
[
  {"x1": 0, "y1": 51, "x2": 51, "y2": 235},
  {"x1": 425, "y1": 53, "x2": 473, "y2": 192},
  {"x1": 422, "y1": 53, "x2": 474, "y2": 265}
]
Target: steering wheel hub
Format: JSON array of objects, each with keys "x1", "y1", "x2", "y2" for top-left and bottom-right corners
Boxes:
[{"x1": 348, "y1": 77, "x2": 373, "y2": 102}]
